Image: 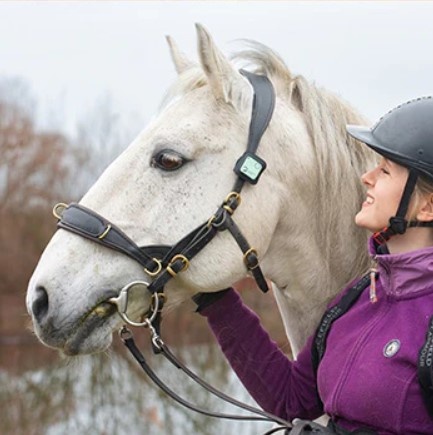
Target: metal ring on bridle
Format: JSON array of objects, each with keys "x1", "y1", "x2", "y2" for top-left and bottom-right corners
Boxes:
[
  {"x1": 224, "y1": 192, "x2": 241, "y2": 205},
  {"x1": 119, "y1": 295, "x2": 160, "y2": 327},
  {"x1": 108, "y1": 280, "x2": 160, "y2": 327},
  {"x1": 243, "y1": 248, "x2": 259, "y2": 269},
  {"x1": 166, "y1": 254, "x2": 190, "y2": 277},
  {"x1": 223, "y1": 192, "x2": 241, "y2": 215},
  {"x1": 52, "y1": 203, "x2": 68, "y2": 220},
  {"x1": 144, "y1": 258, "x2": 163, "y2": 277},
  {"x1": 119, "y1": 325, "x2": 133, "y2": 341}
]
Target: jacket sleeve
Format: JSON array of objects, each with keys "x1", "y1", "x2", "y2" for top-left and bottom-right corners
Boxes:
[{"x1": 199, "y1": 288, "x2": 324, "y2": 421}]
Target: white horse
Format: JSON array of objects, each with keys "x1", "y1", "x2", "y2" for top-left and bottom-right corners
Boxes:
[{"x1": 26, "y1": 24, "x2": 375, "y2": 358}]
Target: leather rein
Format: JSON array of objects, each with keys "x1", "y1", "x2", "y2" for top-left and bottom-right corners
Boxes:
[{"x1": 52, "y1": 71, "x2": 292, "y2": 431}]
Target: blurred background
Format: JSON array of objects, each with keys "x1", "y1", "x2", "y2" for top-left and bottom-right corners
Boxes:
[{"x1": 1, "y1": 1, "x2": 433, "y2": 434}]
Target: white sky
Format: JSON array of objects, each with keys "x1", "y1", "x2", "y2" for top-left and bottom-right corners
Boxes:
[{"x1": 1, "y1": 1, "x2": 432, "y2": 137}]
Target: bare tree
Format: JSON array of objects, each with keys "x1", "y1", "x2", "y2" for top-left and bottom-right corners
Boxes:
[
  {"x1": 0, "y1": 78, "x2": 71, "y2": 294},
  {"x1": 0, "y1": 78, "x2": 70, "y2": 211},
  {"x1": 67, "y1": 93, "x2": 135, "y2": 198}
]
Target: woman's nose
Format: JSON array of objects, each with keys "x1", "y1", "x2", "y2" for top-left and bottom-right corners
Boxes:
[{"x1": 361, "y1": 168, "x2": 376, "y2": 186}]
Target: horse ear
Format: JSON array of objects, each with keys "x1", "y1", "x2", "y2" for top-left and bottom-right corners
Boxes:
[
  {"x1": 289, "y1": 80, "x2": 304, "y2": 112},
  {"x1": 166, "y1": 35, "x2": 195, "y2": 75},
  {"x1": 195, "y1": 23, "x2": 250, "y2": 108}
]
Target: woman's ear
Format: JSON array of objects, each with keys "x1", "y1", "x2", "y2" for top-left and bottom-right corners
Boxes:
[{"x1": 416, "y1": 193, "x2": 433, "y2": 222}]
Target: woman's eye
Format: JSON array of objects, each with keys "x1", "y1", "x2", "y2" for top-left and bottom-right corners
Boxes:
[
  {"x1": 151, "y1": 150, "x2": 187, "y2": 171},
  {"x1": 381, "y1": 168, "x2": 390, "y2": 175}
]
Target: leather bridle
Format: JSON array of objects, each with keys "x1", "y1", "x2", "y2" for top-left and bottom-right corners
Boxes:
[
  {"x1": 53, "y1": 70, "x2": 274, "y2": 326},
  {"x1": 52, "y1": 71, "x2": 292, "y2": 431}
]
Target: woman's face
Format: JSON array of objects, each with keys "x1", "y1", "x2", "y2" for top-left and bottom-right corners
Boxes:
[{"x1": 355, "y1": 157, "x2": 409, "y2": 232}]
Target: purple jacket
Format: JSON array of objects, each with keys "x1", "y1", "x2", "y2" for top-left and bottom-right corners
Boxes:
[{"x1": 200, "y1": 239, "x2": 433, "y2": 434}]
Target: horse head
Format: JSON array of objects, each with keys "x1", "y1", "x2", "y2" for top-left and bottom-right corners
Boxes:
[{"x1": 26, "y1": 24, "x2": 375, "y2": 356}]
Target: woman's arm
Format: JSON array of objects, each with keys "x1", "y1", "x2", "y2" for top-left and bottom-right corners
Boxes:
[{"x1": 197, "y1": 288, "x2": 323, "y2": 421}]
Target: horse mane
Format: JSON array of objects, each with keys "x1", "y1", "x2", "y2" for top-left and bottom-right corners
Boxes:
[
  {"x1": 234, "y1": 43, "x2": 375, "y2": 279},
  {"x1": 161, "y1": 40, "x2": 376, "y2": 282}
]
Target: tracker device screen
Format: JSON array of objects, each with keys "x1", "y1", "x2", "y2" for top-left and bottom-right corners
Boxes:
[{"x1": 234, "y1": 153, "x2": 267, "y2": 184}]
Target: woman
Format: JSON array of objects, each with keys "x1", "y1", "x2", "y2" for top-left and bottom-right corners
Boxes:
[{"x1": 193, "y1": 97, "x2": 433, "y2": 434}]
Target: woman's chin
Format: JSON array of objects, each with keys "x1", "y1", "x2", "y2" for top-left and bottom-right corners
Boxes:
[
  {"x1": 354, "y1": 213, "x2": 368, "y2": 230},
  {"x1": 354, "y1": 211, "x2": 380, "y2": 233}
]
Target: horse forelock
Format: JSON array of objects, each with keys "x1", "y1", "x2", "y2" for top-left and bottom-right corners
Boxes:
[{"x1": 160, "y1": 39, "x2": 292, "y2": 110}]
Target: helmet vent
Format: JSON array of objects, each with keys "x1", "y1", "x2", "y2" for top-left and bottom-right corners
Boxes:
[{"x1": 373, "y1": 96, "x2": 433, "y2": 131}]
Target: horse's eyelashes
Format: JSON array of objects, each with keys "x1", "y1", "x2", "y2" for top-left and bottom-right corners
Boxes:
[{"x1": 151, "y1": 149, "x2": 187, "y2": 172}]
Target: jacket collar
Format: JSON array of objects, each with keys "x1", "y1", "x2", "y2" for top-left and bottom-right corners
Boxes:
[{"x1": 369, "y1": 237, "x2": 433, "y2": 299}]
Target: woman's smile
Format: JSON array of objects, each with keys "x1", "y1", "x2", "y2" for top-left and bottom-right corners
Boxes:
[
  {"x1": 356, "y1": 158, "x2": 408, "y2": 232},
  {"x1": 362, "y1": 194, "x2": 374, "y2": 207}
]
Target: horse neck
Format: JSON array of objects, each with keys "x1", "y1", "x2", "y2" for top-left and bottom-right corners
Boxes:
[
  {"x1": 263, "y1": 207, "x2": 370, "y2": 354},
  {"x1": 260, "y1": 95, "x2": 373, "y2": 354}
]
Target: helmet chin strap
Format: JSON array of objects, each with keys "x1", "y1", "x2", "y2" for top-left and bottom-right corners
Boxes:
[{"x1": 373, "y1": 169, "x2": 419, "y2": 247}]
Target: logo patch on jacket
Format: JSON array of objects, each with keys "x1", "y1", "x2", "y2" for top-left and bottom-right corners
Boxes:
[{"x1": 383, "y1": 339, "x2": 401, "y2": 358}]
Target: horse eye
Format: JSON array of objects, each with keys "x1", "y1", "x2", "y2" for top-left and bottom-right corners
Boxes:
[{"x1": 151, "y1": 150, "x2": 186, "y2": 171}]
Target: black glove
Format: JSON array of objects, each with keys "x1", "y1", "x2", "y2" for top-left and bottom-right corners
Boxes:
[{"x1": 192, "y1": 288, "x2": 232, "y2": 313}]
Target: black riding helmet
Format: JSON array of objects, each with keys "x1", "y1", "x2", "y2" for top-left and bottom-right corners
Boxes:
[{"x1": 346, "y1": 96, "x2": 433, "y2": 245}]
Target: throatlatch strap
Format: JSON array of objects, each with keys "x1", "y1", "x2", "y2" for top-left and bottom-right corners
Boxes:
[
  {"x1": 220, "y1": 213, "x2": 268, "y2": 292},
  {"x1": 418, "y1": 316, "x2": 433, "y2": 418}
]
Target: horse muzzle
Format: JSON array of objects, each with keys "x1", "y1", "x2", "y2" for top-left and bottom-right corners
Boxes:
[{"x1": 28, "y1": 279, "x2": 154, "y2": 355}]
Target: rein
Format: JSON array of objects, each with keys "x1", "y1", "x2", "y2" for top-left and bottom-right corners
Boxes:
[
  {"x1": 53, "y1": 71, "x2": 292, "y2": 432},
  {"x1": 120, "y1": 323, "x2": 291, "y2": 431}
]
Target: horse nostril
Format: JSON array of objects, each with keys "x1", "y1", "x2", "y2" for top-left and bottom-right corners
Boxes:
[{"x1": 32, "y1": 286, "x2": 49, "y2": 322}]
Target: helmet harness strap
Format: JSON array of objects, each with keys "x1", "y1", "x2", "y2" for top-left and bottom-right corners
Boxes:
[{"x1": 373, "y1": 169, "x2": 419, "y2": 245}]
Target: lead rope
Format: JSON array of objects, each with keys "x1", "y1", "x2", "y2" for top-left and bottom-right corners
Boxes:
[{"x1": 119, "y1": 324, "x2": 292, "y2": 430}]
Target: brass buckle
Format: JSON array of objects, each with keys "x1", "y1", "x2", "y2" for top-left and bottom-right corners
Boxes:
[
  {"x1": 166, "y1": 254, "x2": 190, "y2": 277},
  {"x1": 223, "y1": 192, "x2": 241, "y2": 215},
  {"x1": 243, "y1": 248, "x2": 259, "y2": 270},
  {"x1": 150, "y1": 292, "x2": 167, "y2": 313},
  {"x1": 144, "y1": 258, "x2": 163, "y2": 277}
]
